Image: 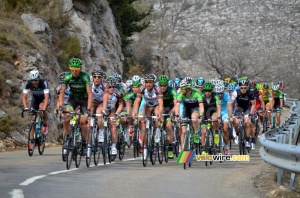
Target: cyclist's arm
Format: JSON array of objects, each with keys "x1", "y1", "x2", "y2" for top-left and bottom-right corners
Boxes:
[
  {"x1": 250, "y1": 99, "x2": 256, "y2": 114},
  {"x1": 174, "y1": 100, "x2": 181, "y2": 116},
  {"x1": 259, "y1": 95, "x2": 265, "y2": 111},
  {"x1": 115, "y1": 98, "x2": 124, "y2": 115},
  {"x1": 157, "y1": 94, "x2": 164, "y2": 117},
  {"x1": 102, "y1": 91, "x2": 109, "y2": 112},
  {"x1": 132, "y1": 90, "x2": 142, "y2": 116},
  {"x1": 86, "y1": 86, "x2": 92, "y2": 110},
  {"x1": 42, "y1": 92, "x2": 49, "y2": 110},
  {"x1": 22, "y1": 92, "x2": 29, "y2": 109},
  {"x1": 59, "y1": 85, "x2": 66, "y2": 108}
]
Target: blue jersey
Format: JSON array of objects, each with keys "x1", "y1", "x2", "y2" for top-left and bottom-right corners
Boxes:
[{"x1": 220, "y1": 92, "x2": 231, "y2": 113}]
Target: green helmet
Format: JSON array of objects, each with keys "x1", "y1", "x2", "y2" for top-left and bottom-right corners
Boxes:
[
  {"x1": 69, "y1": 58, "x2": 82, "y2": 67},
  {"x1": 203, "y1": 82, "x2": 214, "y2": 91},
  {"x1": 158, "y1": 75, "x2": 169, "y2": 85},
  {"x1": 132, "y1": 80, "x2": 141, "y2": 87}
]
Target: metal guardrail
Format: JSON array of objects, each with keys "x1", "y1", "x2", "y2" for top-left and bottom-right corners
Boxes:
[{"x1": 259, "y1": 98, "x2": 300, "y2": 188}]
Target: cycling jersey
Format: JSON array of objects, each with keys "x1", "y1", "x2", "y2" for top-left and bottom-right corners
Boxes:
[
  {"x1": 92, "y1": 81, "x2": 107, "y2": 103},
  {"x1": 61, "y1": 72, "x2": 91, "y2": 98},
  {"x1": 202, "y1": 92, "x2": 221, "y2": 120},
  {"x1": 260, "y1": 89, "x2": 272, "y2": 103},
  {"x1": 272, "y1": 90, "x2": 283, "y2": 109},
  {"x1": 176, "y1": 90, "x2": 203, "y2": 118},
  {"x1": 219, "y1": 92, "x2": 231, "y2": 122},
  {"x1": 137, "y1": 85, "x2": 163, "y2": 107},
  {"x1": 56, "y1": 84, "x2": 70, "y2": 105},
  {"x1": 162, "y1": 86, "x2": 177, "y2": 108},
  {"x1": 233, "y1": 90, "x2": 255, "y2": 112},
  {"x1": 107, "y1": 89, "x2": 124, "y2": 110}
]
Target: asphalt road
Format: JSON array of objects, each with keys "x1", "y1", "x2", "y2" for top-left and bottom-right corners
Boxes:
[{"x1": 0, "y1": 108, "x2": 290, "y2": 198}]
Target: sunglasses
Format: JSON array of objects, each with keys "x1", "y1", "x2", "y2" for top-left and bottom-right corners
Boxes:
[
  {"x1": 70, "y1": 67, "x2": 81, "y2": 71},
  {"x1": 204, "y1": 90, "x2": 212, "y2": 92},
  {"x1": 93, "y1": 75, "x2": 102, "y2": 79},
  {"x1": 109, "y1": 86, "x2": 116, "y2": 88},
  {"x1": 145, "y1": 80, "x2": 153, "y2": 83},
  {"x1": 159, "y1": 84, "x2": 168, "y2": 87},
  {"x1": 181, "y1": 87, "x2": 188, "y2": 90},
  {"x1": 197, "y1": 86, "x2": 203, "y2": 88},
  {"x1": 31, "y1": 79, "x2": 39, "y2": 82},
  {"x1": 240, "y1": 87, "x2": 247, "y2": 90}
]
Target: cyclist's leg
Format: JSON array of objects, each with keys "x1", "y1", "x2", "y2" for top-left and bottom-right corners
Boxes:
[
  {"x1": 95, "y1": 103, "x2": 104, "y2": 142},
  {"x1": 107, "y1": 109, "x2": 118, "y2": 154},
  {"x1": 221, "y1": 113, "x2": 229, "y2": 146}
]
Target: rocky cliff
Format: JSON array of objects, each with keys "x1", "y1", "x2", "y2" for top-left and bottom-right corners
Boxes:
[{"x1": 0, "y1": 0, "x2": 123, "y2": 151}]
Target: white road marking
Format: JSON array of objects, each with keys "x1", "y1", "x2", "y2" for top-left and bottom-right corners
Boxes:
[
  {"x1": 48, "y1": 168, "x2": 77, "y2": 175},
  {"x1": 9, "y1": 189, "x2": 24, "y2": 198},
  {"x1": 19, "y1": 175, "x2": 47, "y2": 186}
]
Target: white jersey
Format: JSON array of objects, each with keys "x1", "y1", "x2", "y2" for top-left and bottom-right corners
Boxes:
[{"x1": 92, "y1": 82, "x2": 107, "y2": 103}]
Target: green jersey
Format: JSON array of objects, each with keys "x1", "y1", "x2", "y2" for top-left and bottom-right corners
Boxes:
[
  {"x1": 162, "y1": 86, "x2": 177, "y2": 108},
  {"x1": 61, "y1": 72, "x2": 91, "y2": 98},
  {"x1": 176, "y1": 89, "x2": 203, "y2": 105}
]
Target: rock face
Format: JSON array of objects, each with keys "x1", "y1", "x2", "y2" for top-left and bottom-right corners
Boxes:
[{"x1": 0, "y1": 0, "x2": 124, "y2": 150}]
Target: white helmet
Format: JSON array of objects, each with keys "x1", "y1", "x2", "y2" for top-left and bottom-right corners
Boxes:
[
  {"x1": 180, "y1": 80, "x2": 188, "y2": 87},
  {"x1": 132, "y1": 75, "x2": 140, "y2": 82},
  {"x1": 272, "y1": 84, "x2": 279, "y2": 91},
  {"x1": 113, "y1": 73, "x2": 122, "y2": 79},
  {"x1": 126, "y1": 80, "x2": 133, "y2": 87},
  {"x1": 140, "y1": 78, "x2": 145, "y2": 84},
  {"x1": 215, "y1": 84, "x2": 224, "y2": 93},
  {"x1": 29, "y1": 69, "x2": 40, "y2": 80}
]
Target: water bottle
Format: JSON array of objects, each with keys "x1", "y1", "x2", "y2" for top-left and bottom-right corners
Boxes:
[{"x1": 75, "y1": 127, "x2": 81, "y2": 143}]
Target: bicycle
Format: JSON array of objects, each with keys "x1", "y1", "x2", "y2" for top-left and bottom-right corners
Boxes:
[
  {"x1": 158, "y1": 114, "x2": 170, "y2": 164},
  {"x1": 203, "y1": 119, "x2": 221, "y2": 166},
  {"x1": 179, "y1": 118, "x2": 200, "y2": 169},
  {"x1": 62, "y1": 110, "x2": 83, "y2": 170},
  {"x1": 172, "y1": 118, "x2": 180, "y2": 158},
  {"x1": 139, "y1": 115, "x2": 157, "y2": 167},
  {"x1": 102, "y1": 115, "x2": 117, "y2": 163},
  {"x1": 233, "y1": 113, "x2": 250, "y2": 155},
  {"x1": 22, "y1": 108, "x2": 47, "y2": 157},
  {"x1": 131, "y1": 117, "x2": 140, "y2": 158},
  {"x1": 86, "y1": 113, "x2": 103, "y2": 167},
  {"x1": 116, "y1": 115, "x2": 127, "y2": 161}
]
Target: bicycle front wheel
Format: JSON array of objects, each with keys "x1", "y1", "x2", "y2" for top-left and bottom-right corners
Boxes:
[
  {"x1": 66, "y1": 136, "x2": 73, "y2": 170},
  {"x1": 142, "y1": 132, "x2": 148, "y2": 167},
  {"x1": 27, "y1": 123, "x2": 35, "y2": 157},
  {"x1": 38, "y1": 134, "x2": 46, "y2": 155}
]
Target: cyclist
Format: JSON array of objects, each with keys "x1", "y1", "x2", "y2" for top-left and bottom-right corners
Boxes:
[
  {"x1": 215, "y1": 83, "x2": 232, "y2": 155},
  {"x1": 270, "y1": 84, "x2": 283, "y2": 127},
  {"x1": 22, "y1": 69, "x2": 51, "y2": 149},
  {"x1": 232, "y1": 79, "x2": 256, "y2": 149},
  {"x1": 132, "y1": 74, "x2": 163, "y2": 159},
  {"x1": 200, "y1": 82, "x2": 221, "y2": 155},
  {"x1": 90, "y1": 69, "x2": 108, "y2": 143},
  {"x1": 58, "y1": 58, "x2": 92, "y2": 157},
  {"x1": 174, "y1": 80, "x2": 204, "y2": 152},
  {"x1": 261, "y1": 83, "x2": 273, "y2": 127},
  {"x1": 55, "y1": 72, "x2": 70, "y2": 110},
  {"x1": 173, "y1": 77, "x2": 181, "y2": 90},
  {"x1": 158, "y1": 75, "x2": 177, "y2": 159},
  {"x1": 101, "y1": 77, "x2": 125, "y2": 156}
]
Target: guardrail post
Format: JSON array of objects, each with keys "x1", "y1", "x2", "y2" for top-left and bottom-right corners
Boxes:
[
  {"x1": 277, "y1": 168, "x2": 283, "y2": 185},
  {"x1": 289, "y1": 173, "x2": 296, "y2": 187}
]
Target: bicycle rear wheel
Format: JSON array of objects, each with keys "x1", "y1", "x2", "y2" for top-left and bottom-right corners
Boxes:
[
  {"x1": 27, "y1": 123, "x2": 35, "y2": 157},
  {"x1": 163, "y1": 134, "x2": 168, "y2": 163},
  {"x1": 150, "y1": 135, "x2": 157, "y2": 165},
  {"x1": 238, "y1": 127, "x2": 246, "y2": 155},
  {"x1": 75, "y1": 145, "x2": 82, "y2": 168},
  {"x1": 118, "y1": 133, "x2": 126, "y2": 161},
  {"x1": 94, "y1": 141, "x2": 101, "y2": 166},
  {"x1": 157, "y1": 133, "x2": 163, "y2": 164}
]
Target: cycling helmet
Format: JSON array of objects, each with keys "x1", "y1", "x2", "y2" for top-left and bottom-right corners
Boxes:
[
  {"x1": 150, "y1": 74, "x2": 157, "y2": 82},
  {"x1": 203, "y1": 82, "x2": 214, "y2": 91},
  {"x1": 249, "y1": 80, "x2": 255, "y2": 88},
  {"x1": 115, "y1": 77, "x2": 122, "y2": 85},
  {"x1": 224, "y1": 77, "x2": 231, "y2": 83},
  {"x1": 174, "y1": 78, "x2": 181, "y2": 85},
  {"x1": 126, "y1": 80, "x2": 133, "y2": 87},
  {"x1": 227, "y1": 83, "x2": 235, "y2": 91},
  {"x1": 69, "y1": 58, "x2": 82, "y2": 67},
  {"x1": 113, "y1": 73, "x2": 122, "y2": 79},
  {"x1": 256, "y1": 83, "x2": 263, "y2": 90},
  {"x1": 107, "y1": 78, "x2": 116, "y2": 86},
  {"x1": 168, "y1": 80, "x2": 173, "y2": 87},
  {"x1": 272, "y1": 84, "x2": 279, "y2": 91},
  {"x1": 144, "y1": 74, "x2": 155, "y2": 81},
  {"x1": 184, "y1": 76, "x2": 194, "y2": 86},
  {"x1": 215, "y1": 84, "x2": 225, "y2": 93},
  {"x1": 131, "y1": 75, "x2": 140, "y2": 82},
  {"x1": 263, "y1": 83, "x2": 269, "y2": 90},
  {"x1": 132, "y1": 80, "x2": 141, "y2": 87},
  {"x1": 210, "y1": 78, "x2": 219, "y2": 86},
  {"x1": 158, "y1": 75, "x2": 169, "y2": 85},
  {"x1": 106, "y1": 75, "x2": 114, "y2": 81},
  {"x1": 238, "y1": 79, "x2": 249, "y2": 86},
  {"x1": 59, "y1": 72, "x2": 67, "y2": 82},
  {"x1": 196, "y1": 77, "x2": 205, "y2": 86},
  {"x1": 92, "y1": 69, "x2": 103, "y2": 76},
  {"x1": 224, "y1": 81, "x2": 229, "y2": 88},
  {"x1": 140, "y1": 78, "x2": 145, "y2": 84},
  {"x1": 29, "y1": 69, "x2": 40, "y2": 80},
  {"x1": 179, "y1": 80, "x2": 189, "y2": 88}
]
